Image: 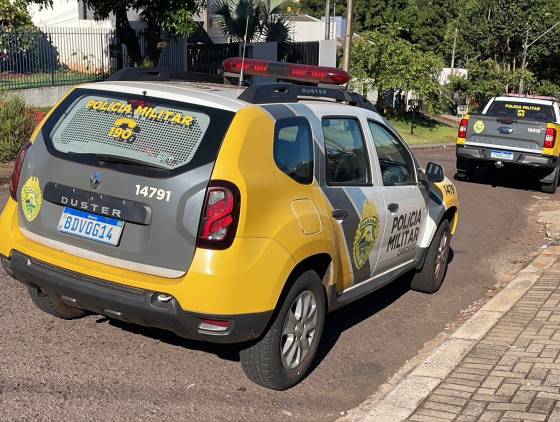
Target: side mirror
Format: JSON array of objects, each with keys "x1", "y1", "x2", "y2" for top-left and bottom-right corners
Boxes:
[{"x1": 426, "y1": 162, "x2": 445, "y2": 183}]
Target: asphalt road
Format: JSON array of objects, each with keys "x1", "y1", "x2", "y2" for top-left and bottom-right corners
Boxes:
[{"x1": 0, "y1": 148, "x2": 555, "y2": 421}]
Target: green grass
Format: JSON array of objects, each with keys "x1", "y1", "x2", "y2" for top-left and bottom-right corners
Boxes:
[
  {"x1": 0, "y1": 71, "x2": 103, "y2": 91},
  {"x1": 387, "y1": 115, "x2": 457, "y2": 145}
]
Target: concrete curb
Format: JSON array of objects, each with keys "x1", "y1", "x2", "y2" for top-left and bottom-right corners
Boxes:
[{"x1": 341, "y1": 246, "x2": 560, "y2": 422}]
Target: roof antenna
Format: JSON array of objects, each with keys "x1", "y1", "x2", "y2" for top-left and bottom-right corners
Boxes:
[{"x1": 239, "y1": 13, "x2": 250, "y2": 86}]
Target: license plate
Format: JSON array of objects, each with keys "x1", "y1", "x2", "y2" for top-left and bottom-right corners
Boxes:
[
  {"x1": 58, "y1": 207, "x2": 124, "y2": 246},
  {"x1": 490, "y1": 150, "x2": 514, "y2": 160}
]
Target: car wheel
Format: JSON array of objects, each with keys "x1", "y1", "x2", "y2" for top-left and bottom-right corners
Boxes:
[
  {"x1": 27, "y1": 285, "x2": 87, "y2": 319},
  {"x1": 240, "y1": 270, "x2": 326, "y2": 390},
  {"x1": 410, "y1": 219, "x2": 451, "y2": 294},
  {"x1": 541, "y1": 166, "x2": 559, "y2": 194}
]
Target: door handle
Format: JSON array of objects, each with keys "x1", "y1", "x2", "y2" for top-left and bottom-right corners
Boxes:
[
  {"x1": 332, "y1": 209, "x2": 348, "y2": 220},
  {"x1": 388, "y1": 203, "x2": 399, "y2": 213}
]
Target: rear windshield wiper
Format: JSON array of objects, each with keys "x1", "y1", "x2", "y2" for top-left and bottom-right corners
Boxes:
[{"x1": 67, "y1": 152, "x2": 170, "y2": 171}]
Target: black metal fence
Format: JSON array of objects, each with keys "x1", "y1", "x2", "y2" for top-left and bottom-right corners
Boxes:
[
  {"x1": 187, "y1": 43, "x2": 239, "y2": 75},
  {"x1": 279, "y1": 42, "x2": 320, "y2": 65},
  {"x1": 0, "y1": 26, "x2": 323, "y2": 90},
  {"x1": 0, "y1": 27, "x2": 186, "y2": 90}
]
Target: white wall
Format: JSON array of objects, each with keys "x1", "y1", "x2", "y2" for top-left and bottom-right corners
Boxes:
[
  {"x1": 291, "y1": 18, "x2": 338, "y2": 42},
  {"x1": 439, "y1": 67, "x2": 468, "y2": 85}
]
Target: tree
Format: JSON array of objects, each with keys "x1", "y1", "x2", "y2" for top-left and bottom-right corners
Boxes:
[
  {"x1": 27, "y1": 0, "x2": 204, "y2": 66},
  {"x1": 448, "y1": 59, "x2": 536, "y2": 110},
  {"x1": 211, "y1": 0, "x2": 292, "y2": 43},
  {"x1": 351, "y1": 30, "x2": 444, "y2": 110},
  {"x1": 407, "y1": 0, "x2": 459, "y2": 57},
  {"x1": 452, "y1": 0, "x2": 559, "y2": 81},
  {"x1": 0, "y1": 0, "x2": 32, "y2": 27}
]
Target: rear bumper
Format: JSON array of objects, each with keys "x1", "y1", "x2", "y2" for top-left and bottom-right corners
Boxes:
[
  {"x1": 456, "y1": 144, "x2": 557, "y2": 168},
  {"x1": 2, "y1": 250, "x2": 271, "y2": 344}
]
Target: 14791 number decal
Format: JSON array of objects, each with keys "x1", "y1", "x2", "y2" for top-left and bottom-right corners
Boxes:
[{"x1": 135, "y1": 185, "x2": 171, "y2": 202}]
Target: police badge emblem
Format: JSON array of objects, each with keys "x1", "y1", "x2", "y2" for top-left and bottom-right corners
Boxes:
[
  {"x1": 352, "y1": 202, "x2": 380, "y2": 270},
  {"x1": 21, "y1": 176, "x2": 42, "y2": 222}
]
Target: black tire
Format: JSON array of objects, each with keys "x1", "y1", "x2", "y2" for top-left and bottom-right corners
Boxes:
[
  {"x1": 541, "y1": 166, "x2": 559, "y2": 194},
  {"x1": 410, "y1": 219, "x2": 451, "y2": 294},
  {"x1": 27, "y1": 285, "x2": 86, "y2": 320},
  {"x1": 455, "y1": 157, "x2": 472, "y2": 181},
  {"x1": 240, "y1": 270, "x2": 326, "y2": 390}
]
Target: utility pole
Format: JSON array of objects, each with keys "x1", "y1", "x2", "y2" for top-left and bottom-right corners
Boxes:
[
  {"x1": 450, "y1": 27, "x2": 458, "y2": 70},
  {"x1": 324, "y1": 0, "x2": 331, "y2": 40},
  {"x1": 519, "y1": 28, "x2": 529, "y2": 94},
  {"x1": 342, "y1": 0, "x2": 355, "y2": 72}
]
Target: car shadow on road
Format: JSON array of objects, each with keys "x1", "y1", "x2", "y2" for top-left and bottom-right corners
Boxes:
[
  {"x1": 101, "y1": 249, "x2": 456, "y2": 377},
  {"x1": 454, "y1": 168, "x2": 544, "y2": 192},
  {"x1": 101, "y1": 318, "x2": 241, "y2": 362}
]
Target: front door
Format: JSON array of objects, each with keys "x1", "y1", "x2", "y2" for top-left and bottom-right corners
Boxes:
[
  {"x1": 319, "y1": 116, "x2": 387, "y2": 292},
  {"x1": 367, "y1": 120, "x2": 427, "y2": 274}
]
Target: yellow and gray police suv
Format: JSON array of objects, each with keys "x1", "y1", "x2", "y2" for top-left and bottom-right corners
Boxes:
[
  {"x1": 457, "y1": 94, "x2": 560, "y2": 193},
  {"x1": 0, "y1": 59, "x2": 458, "y2": 390}
]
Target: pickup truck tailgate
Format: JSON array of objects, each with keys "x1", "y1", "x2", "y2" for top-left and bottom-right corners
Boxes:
[{"x1": 466, "y1": 116, "x2": 546, "y2": 152}]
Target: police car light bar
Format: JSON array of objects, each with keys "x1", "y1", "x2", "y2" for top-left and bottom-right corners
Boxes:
[
  {"x1": 222, "y1": 58, "x2": 350, "y2": 85},
  {"x1": 504, "y1": 93, "x2": 557, "y2": 102}
]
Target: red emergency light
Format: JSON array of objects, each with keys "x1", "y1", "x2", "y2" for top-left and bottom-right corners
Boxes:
[{"x1": 222, "y1": 57, "x2": 350, "y2": 85}]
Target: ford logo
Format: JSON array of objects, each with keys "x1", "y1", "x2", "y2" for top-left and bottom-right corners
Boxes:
[{"x1": 497, "y1": 127, "x2": 513, "y2": 135}]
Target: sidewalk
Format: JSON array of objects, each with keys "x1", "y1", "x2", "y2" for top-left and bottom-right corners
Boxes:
[{"x1": 345, "y1": 245, "x2": 560, "y2": 422}]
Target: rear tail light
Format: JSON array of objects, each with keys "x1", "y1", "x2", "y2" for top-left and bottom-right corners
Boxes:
[
  {"x1": 458, "y1": 118, "x2": 469, "y2": 139},
  {"x1": 545, "y1": 127, "x2": 557, "y2": 149},
  {"x1": 9, "y1": 142, "x2": 31, "y2": 201},
  {"x1": 197, "y1": 181, "x2": 240, "y2": 249}
]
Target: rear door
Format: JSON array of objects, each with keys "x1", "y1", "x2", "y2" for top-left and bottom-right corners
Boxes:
[
  {"x1": 366, "y1": 120, "x2": 427, "y2": 274},
  {"x1": 17, "y1": 88, "x2": 234, "y2": 278}
]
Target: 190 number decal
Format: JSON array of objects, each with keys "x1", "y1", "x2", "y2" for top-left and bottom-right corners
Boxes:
[{"x1": 135, "y1": 185, "x2": 171, "y2": 202}]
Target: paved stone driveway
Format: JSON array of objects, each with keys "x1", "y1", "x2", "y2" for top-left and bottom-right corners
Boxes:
[{"x1": 410, "y1": 258, "x2": 560, "y2": 421}]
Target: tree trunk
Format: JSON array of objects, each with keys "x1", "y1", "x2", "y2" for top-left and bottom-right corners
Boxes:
[
  {"x1": 115, "y1": 7, "x2": 142, "y2": 67},
  {"x1": 519, "y1": 28, "x2": 529, "y2": 94},
  {"x1": 144, "y1": 16, "x2": 162, "y2": 66}
]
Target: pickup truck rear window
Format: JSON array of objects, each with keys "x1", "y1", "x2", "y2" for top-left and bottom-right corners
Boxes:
[
  {"x1": 44, "y1": 88, "x2": 234, "y2": 174},
  {"x1": 487, "y1": 101, "x2": 555, "y2": 122}
]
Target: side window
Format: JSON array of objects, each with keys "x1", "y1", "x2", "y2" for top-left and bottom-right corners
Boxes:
[
  {"x1": 368, "y1": 121, "x2": 416, "y2": 186},
  {"x1": 274, "y1": 117, "x2": 314, "y2": 184},
  {"x1": 322, "y1": 117, "x2": 371, "y2": 185}
]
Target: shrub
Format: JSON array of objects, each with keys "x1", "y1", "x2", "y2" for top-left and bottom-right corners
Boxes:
[{"x1": 0, "y1": 95, "x2": 35, "y2": 162}]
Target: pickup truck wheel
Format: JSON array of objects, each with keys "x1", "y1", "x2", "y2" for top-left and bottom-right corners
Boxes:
[
  {"x1": 455, "y1": 158, "x2": 472, "y2": 181},
  {"x1": 541, "y1": 167, "x2": 559, "y2": 194},
  {"x1": 27, "y1": 285, "x2": 87, "y2": 319},
  {"x1": 410, "y1": 219, "x2": 451, "y2": 294},
  {"x1": 240, "y1": 270, "x2": 325, "y2": 390}
]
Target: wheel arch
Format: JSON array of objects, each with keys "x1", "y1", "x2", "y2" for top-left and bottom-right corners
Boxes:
[{"x1": 267, "y1": 253, "x2": 332, "y2": 326}]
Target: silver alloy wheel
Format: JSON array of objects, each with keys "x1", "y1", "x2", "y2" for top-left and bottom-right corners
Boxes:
[
  {"x1": 280, "y1": 290, "x2": 318, "y2": 370},
  {"x1": 434, "y1": 231, "x2": 449, "y2": 280}
]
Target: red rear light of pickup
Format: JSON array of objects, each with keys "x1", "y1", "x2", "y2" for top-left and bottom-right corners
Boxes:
[
  {"x1": 9, "y1": 142, "x2": 31, "y2": 201},
  {"x1": 197, "y1": 181, "x2": 240, "y2": 250},
  {"x1": 545, "y1": 127, "x2": 557, "y2": 149},
  {"x1": 458, "y1": 118, "x2": 469, "y2": 139}
]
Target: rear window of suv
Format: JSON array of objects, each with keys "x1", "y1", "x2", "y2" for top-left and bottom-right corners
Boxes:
[
  {"x1": 44, "y1": 88, "x2": 234, "y2": 173},
  {"x1": 487, "y1": 100, "x2": 555, "y2": 122}
]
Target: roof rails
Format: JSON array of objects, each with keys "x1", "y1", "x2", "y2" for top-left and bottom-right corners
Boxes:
[
  {"x1": 502, "y1": 93, "x2": 558, "y2": 102},
  {"x1": 238, "y1": 82, "x2": 377, "y2": 112},
  {"x1": 106, "y1": 67, "x2": 223, "y2": 84}
]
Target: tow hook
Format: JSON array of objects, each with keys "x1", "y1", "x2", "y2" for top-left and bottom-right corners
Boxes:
[{"x1": 495, "y1": 160, "x2": 503, "y2": 168}]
